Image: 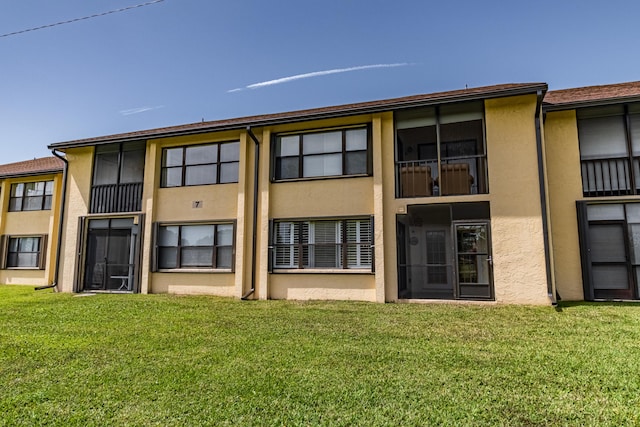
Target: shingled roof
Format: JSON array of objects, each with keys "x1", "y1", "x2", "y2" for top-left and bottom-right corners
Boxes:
[
  {"x1": 49, "y1": 82, "x2": 547, "y2": 149},
  {"x1": 0, "y1": 156, "x2": 64, "y2": 179},
  {"x1": 544, "y1": 81, "x2": 640, "y2": 110}
]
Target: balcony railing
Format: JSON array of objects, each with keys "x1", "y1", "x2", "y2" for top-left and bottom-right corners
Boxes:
[
  {"x1": 581, "y1": 157, "x2": 640, "y2": 197},
  {"x1": 396, "y1": 158, "x2": 484, "y2": 198},
  {"x1": 90, "y1": 182, "x2": 143, "y2": 213}
]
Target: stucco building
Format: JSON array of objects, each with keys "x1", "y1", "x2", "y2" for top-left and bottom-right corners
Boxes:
[
  {"x1": 4, "y1": 80, "x2": 640, "y2": 304},
  {"x1": 0, "y1": 157, "x2": 64, "y2": 287}
]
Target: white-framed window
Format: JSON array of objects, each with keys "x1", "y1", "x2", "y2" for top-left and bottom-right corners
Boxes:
[
  {"x1": 272, "y1": 217, "x2": 372, "y2": 270},
  {"x1": 9, "y1": 181, "x2": 54, "y2": 211},
  {"x1": 1, "y1": 235, "x2": 47, "y2": 269},
  {"x1": 161, "y1": 141, "x2": 240, "y2": 187},
  {"x1": 273, "y1": 126, "x2": 370, "y2": 180},
  {"x1": 154, "y1": 222, "x2": 234, "y2": 270}
]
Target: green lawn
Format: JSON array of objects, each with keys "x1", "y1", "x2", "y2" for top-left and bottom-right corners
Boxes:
[{"x1": 1, "y1": 285, "x2": 639, "y2": 426}]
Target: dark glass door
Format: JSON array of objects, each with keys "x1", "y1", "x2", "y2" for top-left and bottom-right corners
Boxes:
[
  {"x1": 588, "y1": 222, "x2": 634, "y2": 299},
  {"x1": 454, "y1": 222, "x2": 493, "y2": 299},
  {"x1": 83, "y1": 218, "x2": 136, "y2": 292}
]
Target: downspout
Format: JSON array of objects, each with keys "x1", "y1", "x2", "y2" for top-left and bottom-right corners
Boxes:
[
  {"x1": 242, "y1": 126, "x2": 260, "y2": 299},
  {"x1": 35, "y1": 149, "x2": 68, "y2": 291},
  {"x1": 534, "y1": 90, "x2": 557, "y2": 305}
]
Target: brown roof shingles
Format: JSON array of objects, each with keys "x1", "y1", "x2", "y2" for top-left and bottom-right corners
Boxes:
[
  {"x1": 544, "y1": 81, "x2": 640, "y2": 108},
  {"x1": 0, "y1": 156, "x2": 64, "y2": 179},
  {"x1": 49, "y1": 82, "x2": 547, "y2": 148}
]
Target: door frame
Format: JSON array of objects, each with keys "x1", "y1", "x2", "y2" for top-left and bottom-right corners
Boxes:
[
  {"x1": 453, "y1": 220, "x2": 494, "y2": 300},
  {"x1": 577, "y1": 201, "x2": 638, "y2": 301},
  {"x1": 74, "y1": 214, "x2": 144, "y2": 293},
  {"x1": 395, "y1": 204, "x2": 494, "y2": 301}
]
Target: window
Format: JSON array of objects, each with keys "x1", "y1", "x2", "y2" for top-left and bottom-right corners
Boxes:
[
  {"x1": 161, "y1": 141, "x2": 240, "y2": 187},
  {"x1": 155, "y1": 223, "x2": 234, "y2": 270},
  {"x1": 273, "y1": 127, "x2": 370, "y2": 180},
  {"x1": 577, "y1": 104, "x2": 640, "y2": 196},
  {"x1": 272, "y1": 218, "x2": 372, "y2": 270},
  {"x1": 2, "y1": 235, "x2": 47, "y2": 269},
  {"x1": 9, "y1": 181, "x2": 54, "y2": 211},
  {"x1": 395, "y1": 102, "x2": 487, "y2": 197}
]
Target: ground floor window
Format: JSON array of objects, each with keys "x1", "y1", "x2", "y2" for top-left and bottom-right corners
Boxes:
[
  {"x1": 271, "y1": 217, "x2": 373, "y2": 270},
  {"x1": 155, "y1": 222, "x2": 234, "y2": 270},
  {"x1": 577, "y1": 201, "x2": 640, "y2": 300},
  {"x1": 1, "y1": 235, "x2": 47, "y2": 269},
  {"x1": 397, "y1": 202, "x2": 492, "y2": 300}
]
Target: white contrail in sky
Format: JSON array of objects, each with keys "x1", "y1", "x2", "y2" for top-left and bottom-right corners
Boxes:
[
  {"x1": 119, "y1": 105, "x2": 164, "y2": 115},
  {"x1": 228, "y1": 63, "x2": 411, "y2": 92}
]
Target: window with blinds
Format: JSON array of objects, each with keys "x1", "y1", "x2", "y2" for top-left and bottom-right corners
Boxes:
[{"x1": 272, "y1": 218, "x2": 372, "y2": 270}]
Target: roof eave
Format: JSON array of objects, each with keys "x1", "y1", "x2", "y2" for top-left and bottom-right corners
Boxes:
[
  {"x1": 0, "y1": 168, "x2": 64, "y2": 179},
  {"x1": 543, "y1": 95, "x2": 640, "y2": 112},
  {"x1": 49, "y1": 83, "x2": 547, "y2": 149}
]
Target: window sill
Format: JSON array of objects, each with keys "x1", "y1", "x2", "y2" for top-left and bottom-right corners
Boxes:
[
  {"x1": 272, "y1": 268, "x2": 373, "y2": 274},
  {"x1": 159, "y1": 182, "x2": 238, "y2": 189},
  {"x1": 157, "y1": 268, "x2": 233, "y2": 274},
  {"x1": 5, "y1": 267, "x2": 41, "y2": 270}
]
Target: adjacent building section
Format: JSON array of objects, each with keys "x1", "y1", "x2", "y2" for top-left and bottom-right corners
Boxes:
[
  {"x1": 0, "y1": 157, "x2": 64, "y2": 287},
  {"x1": 544, "y1": 81, "x2": 640, "y2": 302}
]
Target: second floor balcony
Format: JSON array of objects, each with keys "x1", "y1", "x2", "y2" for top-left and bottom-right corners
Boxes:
[
  {"x1": 396, "y1": 158, "x2": 487, "y2": 198},
  {"x1": 90, "y1": 182, "x2": 143, "y2": 213},
  {"x1": 581, "y1": 156, "x2": 640, "y2": 197}
]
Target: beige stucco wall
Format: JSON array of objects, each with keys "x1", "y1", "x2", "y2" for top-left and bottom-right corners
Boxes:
[
  {"x1": 484, "y1": 95, "x2": 549, "y2": 304},
  {"x1": 269, "y1": 273, "x2": 375, "y2": 300},
  {"x1": 0, "y1": 172, "x2": 62, "y2": 286},
  {"x1": 379, "y1": 95, "x2": 550, "y2": 304},
  {"x1": 57, "y1": 147, "x2": 93, "y2": 292},
  {"x1": 544, "y1": 110, "x2": 585, "y2": 300},
  {"x1": 258, "y1": 115, "x2": 378, "y2": 301},
  {"x1": 144, "y1": 131, "x2": 245, "y2": 296}
]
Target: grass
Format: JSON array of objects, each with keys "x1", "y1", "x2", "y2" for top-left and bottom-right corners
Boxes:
[{"x1": 1, "y1": 286, "x2": 639, "y2": 426}]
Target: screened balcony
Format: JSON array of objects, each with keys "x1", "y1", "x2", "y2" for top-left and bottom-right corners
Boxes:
[
  {"x1": 90, "y1": 141, "x2": 145, "y2": 213},
  {"x1": 578, "y1": 104, "x2": 640, "y2": 197},
  {"x1": 395, "y1": 102, "x2": 488, "y2": 198}
]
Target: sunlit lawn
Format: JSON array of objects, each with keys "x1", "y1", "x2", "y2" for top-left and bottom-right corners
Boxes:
[{"x1": 1, "y1": 285, "x2": 639, "y2": 426}]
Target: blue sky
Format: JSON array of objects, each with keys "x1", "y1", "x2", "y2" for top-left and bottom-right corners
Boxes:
[{"x1": 1, "y1": 0, "x2": 639, "y2": 163}]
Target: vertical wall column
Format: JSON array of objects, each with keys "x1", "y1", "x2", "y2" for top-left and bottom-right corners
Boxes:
[
  {"x1": 46, "y1": 173, "x2": 65, "y2": 285},
  {"x1": 234, "y1": 133, "x2": 250, "y2": 298},
  {"x1": 256, "y1": 129, "x2": 271, "y2": 300},
  {"x1": 372, "y1": 114, "x2": 387, "y2": 303},
  {"x1": 139, "y1": 141, "x2": 157, "y2": 294}
]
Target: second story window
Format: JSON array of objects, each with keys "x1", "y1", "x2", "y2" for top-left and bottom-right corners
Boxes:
[
  {"x1": 9, "y1": 181, "x2": 54, "y2": 211},
  {"x1": 273, "y1": 126, "x2": 370, "y2": 180},
  {"x1": 578, "y1": 104, "x2": 640, "y2": 196},
  {"x1": 161, "y1": 141, "x2": 240, "y2": 187}
]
